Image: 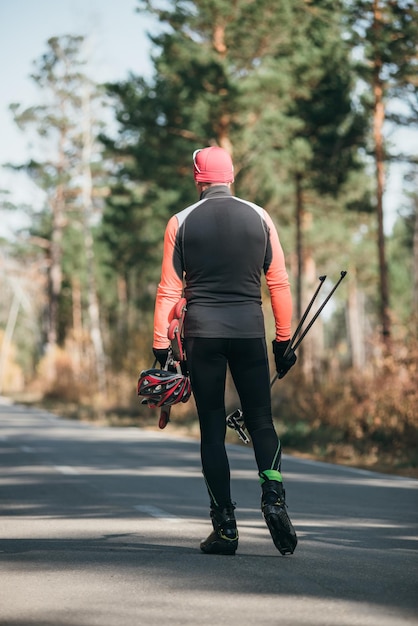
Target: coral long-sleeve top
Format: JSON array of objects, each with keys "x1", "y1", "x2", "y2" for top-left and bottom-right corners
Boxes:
[{"x1": 153, "y1": 185, "x2": 292, "y2": 349}]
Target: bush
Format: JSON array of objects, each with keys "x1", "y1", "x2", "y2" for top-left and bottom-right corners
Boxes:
[{"x1": 273, "y1": 337, "x2": 418, "y2": 476}]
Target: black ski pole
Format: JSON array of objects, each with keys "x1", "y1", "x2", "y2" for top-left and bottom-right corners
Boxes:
[
  {"x1": 270, "y1": 274, "x2": 326, "y2": 385},
  {"x1": 284, "y1": 274, "x2": 326, "y2": 358},
  {"x1": 270, "y1": 271, "x2": 347, "y2": 386},
  {"x1": 290, "y1": 270, "x2": 347, "y2": 353}
]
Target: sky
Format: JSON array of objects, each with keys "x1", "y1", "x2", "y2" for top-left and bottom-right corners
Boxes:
[
  {"x1": 0, "y1": 0, "x2": 415, "y2": 238},
  {"x1": 0, "y1": 0, "x2": 156, "y2": 237}
]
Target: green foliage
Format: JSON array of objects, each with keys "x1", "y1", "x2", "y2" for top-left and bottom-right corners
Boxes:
[
  {"x1": 2, "y1": 1, "x2": 416, "y2": 477},
  {"x1": 347, "y1": 0, "x2": 418, "y2": 155},
  {"x1": 97, "y1": 0, "x2": 395, "y2": 377},
  {"x1": 7, "y1": 34, "x2": 110, "y2": 375},
  {"x1": 348, "y1": 1, "x2": 418, "y2": 84},
  {"x1": 102, "y1": 0, "x2": 370, "y2": 272}
]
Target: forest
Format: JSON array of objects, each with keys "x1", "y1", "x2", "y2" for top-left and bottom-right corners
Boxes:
[{"x1": 0, "y1": 0, "x2": 417, "y2": 477}]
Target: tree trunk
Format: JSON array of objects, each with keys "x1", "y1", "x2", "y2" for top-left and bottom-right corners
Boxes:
[
  {"x1": 302, "y1": 254, "x2": 322, "y2": 383},
  {"x1": 373, "y1": 0, "x2": 391, "y2": 346},
  {"x1": 71, "y1": 276, "x2": 83, "y2": 379},
  {"x1": 48, "y1": 184, "x2": 64, "y2": 351},
  {"x1": 295, "y1": 173, "x2": 303, "y2": 323},
  {"x1": 347, "y1": 270, "x2": 366, "y2": 369},
  {"x1": 413, "y1": 193, "x2": 418, "y2": 319},
  {"x1": 0, "y1": 290, "x2": 21, "y2": 394},
  {"x1": 81, "y1": 84, "x2": 107, "y2": 400},
  {"x1": 211, "y1": 20, "x2": 233, "y2": 158}
]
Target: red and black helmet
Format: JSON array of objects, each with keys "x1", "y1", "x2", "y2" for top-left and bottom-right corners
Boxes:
[{"x1": 137, "y1": 369, "x2": 192, "y2": 408}]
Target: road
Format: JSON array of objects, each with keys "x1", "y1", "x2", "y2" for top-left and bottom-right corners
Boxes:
[{"x1": 0, "y1": 400, "x2": 417, "y2": 626}]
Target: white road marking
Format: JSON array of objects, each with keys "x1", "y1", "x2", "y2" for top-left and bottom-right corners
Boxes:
[
  {"x1": 134, "y1": 504, "x2": 180, "y2": 522},
  {"x1": 54, "y1": 465, "x2": 79, "y2": 475}
]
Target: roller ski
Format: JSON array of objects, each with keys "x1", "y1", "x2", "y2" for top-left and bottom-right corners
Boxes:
[
  {"x1": 261, "y1": 479, "x2": 297, "y2": 555},
  {"x1": 226, "y1": 409, "x2": 250, "y2": 444}
]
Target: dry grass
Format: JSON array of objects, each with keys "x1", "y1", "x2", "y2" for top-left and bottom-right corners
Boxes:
[
  {"x1": 12, "y1": 337, "x2": 418, "y2": 479},
  {"x1": 271, "y1": 339, "x2": 418, "y2": 478}
]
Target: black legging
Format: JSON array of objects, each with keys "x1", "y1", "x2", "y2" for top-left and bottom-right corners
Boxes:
[{"x1": 184, "y1": 337, "x2": 282, "y2": 508}]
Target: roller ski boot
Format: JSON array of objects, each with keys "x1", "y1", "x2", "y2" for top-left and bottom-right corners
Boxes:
[
  {"x1": 200, "y1": 504, "x2": 238, "y2": 555},
  {"x1": 261, "y1": 480, "x2": 297, "y2": 555}
]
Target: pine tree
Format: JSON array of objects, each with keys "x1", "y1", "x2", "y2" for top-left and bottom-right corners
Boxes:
[
  {"x1": 9, "y1": 35, "x2": 109, "y2": 395},
  {"x1": 10, "y1": 35, "x2": 85, "y2": 354},
  {"x1": 346, "y1": 0, "x2": 418, "y2": 345},
  {"x1": 103, "y1": 1, "x2": 366, "y2": 279},
  {"x1": 102, "y1": 0, "x2": 369, "y2": 375}
]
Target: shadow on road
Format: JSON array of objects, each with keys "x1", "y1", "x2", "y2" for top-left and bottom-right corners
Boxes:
[{"x1": 1, "y1": 405, "x2": 417, "y2": 621}]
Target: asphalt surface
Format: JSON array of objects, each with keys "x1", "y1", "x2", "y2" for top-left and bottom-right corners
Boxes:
[{"x1": 0, "y1": 400, "x2": 417, "y2": 626}]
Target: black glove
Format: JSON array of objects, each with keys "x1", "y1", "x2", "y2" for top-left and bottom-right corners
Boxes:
[
  {"x1": 272, "y1": 340, "x2": 297, "y2": 379},
  {"x1": 153, "y1": 348, "x2": 169, "y2": 369}
]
